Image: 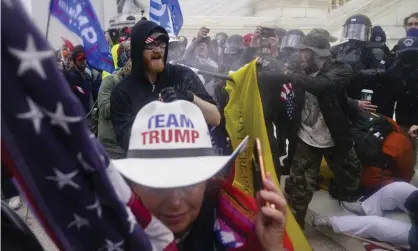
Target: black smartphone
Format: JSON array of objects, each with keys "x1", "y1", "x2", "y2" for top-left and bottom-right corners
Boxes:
[{"x1": 260, "y1": 27, "x2": 276, "y2": 38}]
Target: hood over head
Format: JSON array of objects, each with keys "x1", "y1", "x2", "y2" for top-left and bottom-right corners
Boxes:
[{"x1": 130, "y1": 20, "x2": 169, "y2": 78}]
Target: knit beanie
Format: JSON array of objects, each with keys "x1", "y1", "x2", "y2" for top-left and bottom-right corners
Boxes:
[{"x1": 371, "y1": 26, "x2": 386, "y2": 42}]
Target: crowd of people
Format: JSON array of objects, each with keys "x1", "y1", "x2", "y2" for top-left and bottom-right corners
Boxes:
[{"x1": 3, "y1": 9, "x2": 418, "y2": 251}]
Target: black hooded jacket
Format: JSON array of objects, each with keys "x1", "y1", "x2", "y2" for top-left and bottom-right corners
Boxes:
[
  {"x1": 259, "y1": 60, "x2": 359, "y2": 162},
  {"x1": 110, "y1": 21, "x2": 215, "y2": 151}
]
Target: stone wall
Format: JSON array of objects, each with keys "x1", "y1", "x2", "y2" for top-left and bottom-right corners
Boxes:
[{"x1": 27, "y1": 0, "x2": 418, "y2": 49}]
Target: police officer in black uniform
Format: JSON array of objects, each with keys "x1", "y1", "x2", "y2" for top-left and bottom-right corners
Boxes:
[
  {"x1": 389, "y1": 37, "x2": 418, "y2": 129},
  {"x1": 363, "y1": 26, "x2": 397, "y2": 117},
  {"x1": 331, "y1": 14, "x2": 380, "y2": 101}
]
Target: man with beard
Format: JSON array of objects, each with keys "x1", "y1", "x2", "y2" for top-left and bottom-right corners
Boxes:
[
  {"x1": 259, "y1": 32, "x2": 362, "y2": 229},
  {"x1": 110, "y1": 20, "x2": 220, "y2": 151}
]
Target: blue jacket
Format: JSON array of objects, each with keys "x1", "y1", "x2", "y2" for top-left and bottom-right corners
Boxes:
[{"x1": 64, "y1": 69, "x2": 93, "y2": 113}]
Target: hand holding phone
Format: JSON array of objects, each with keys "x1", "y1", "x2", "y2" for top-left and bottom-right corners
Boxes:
[
  {"x1": 198, "y1": 27, "x2": 210, "y2": 39},
  {"x1": 260, "y1": 27, "x2": 276, "y2": 39},
  {"x1": 254, "y1": 138, "x2": 277, "y2": 208}
]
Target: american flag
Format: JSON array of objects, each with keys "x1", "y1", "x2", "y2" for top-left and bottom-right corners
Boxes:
[
  {"x1": 145, "y1": 36, "x2": 155, "y2": 44},
  {"x1": 280, "y1": 83, "x2": 295, "y2": 120},
  {"x1": 1, "y1": 1, "x2": 176, "y2": 250}
]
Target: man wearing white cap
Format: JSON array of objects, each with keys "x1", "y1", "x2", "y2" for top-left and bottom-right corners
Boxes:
[{"x1": 113, "y1": 100, "x2": 289, "y2": 251}]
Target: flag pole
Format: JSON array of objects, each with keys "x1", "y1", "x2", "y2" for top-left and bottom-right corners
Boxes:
[
  {"x1": 46, "y1": 1, "x2": 52, "y2": 39},
  {"x1": 173, "y1": 64, "x2": 233, "y2": 81},
  {"x1": 196, "y1": 69, "x2": 233, "y2": 82},
  {"x1": 46, "y1": 13, "x2": 51, "y2": 39}
]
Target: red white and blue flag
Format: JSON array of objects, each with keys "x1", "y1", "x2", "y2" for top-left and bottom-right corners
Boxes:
[
  {"x1": 1, "y1": 1, "x2": 176, "y2": 250},
  {"x1": 280, "y1": 83, "x2": 295, "y2": 120},
  {"x1": 49, "y1": 0, "x2": 114, "y2": 73}
]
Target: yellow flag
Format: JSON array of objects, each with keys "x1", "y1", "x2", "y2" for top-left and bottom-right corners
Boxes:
[{"x1": 224, "y1": 60, "x2": 312, "y2": 251}]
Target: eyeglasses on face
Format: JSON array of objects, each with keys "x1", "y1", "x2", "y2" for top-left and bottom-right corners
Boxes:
[{"x1": 144, "y1": 41, "x2": 168, "y2": 50}]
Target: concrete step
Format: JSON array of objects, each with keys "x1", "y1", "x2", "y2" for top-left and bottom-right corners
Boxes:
[
  {"x1": 305, "y1": 190, "x2": 368, "y2": 251},
  {"x1": 304, "y1": 223, "x2": 349, "y2": 251}
]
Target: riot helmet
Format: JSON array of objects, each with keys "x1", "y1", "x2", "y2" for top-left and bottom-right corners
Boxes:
[
  {"x1": 280, "y1": 29, "x2": 305, "y2": 51},
  {"x1": 341, "y1": 14, "x2": 372, "y2": 42},
  {"x1": 225, "y1": 34, "x2": 244, "y2": 54},
  {"x1": 275, "y1": 28, "x2": 287, "y2": 47}
]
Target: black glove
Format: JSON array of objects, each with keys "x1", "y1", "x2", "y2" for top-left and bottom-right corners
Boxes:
[{"x1": 160, "y1": 87, "x2": 194, "y2": 103}]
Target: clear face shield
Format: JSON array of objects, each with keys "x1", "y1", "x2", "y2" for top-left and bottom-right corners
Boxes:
[
  {"x1": 341, "y1": 24, "x2": 371, "y2": 42},
  {"x1": 280, "y1": 34, "x2": 303, "y2": 51}
]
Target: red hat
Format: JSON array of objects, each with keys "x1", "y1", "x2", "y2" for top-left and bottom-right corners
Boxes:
[{"x1": 243, "y1": 33, "x2": 253, "y2": 46}]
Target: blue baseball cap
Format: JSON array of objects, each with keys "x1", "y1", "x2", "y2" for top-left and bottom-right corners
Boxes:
[
  {"x1": 371, "y1": 26, "x2": 386, "y2": 43},
  {"x1": 397, "y1": 36, "x2": 418, "y2": 53}
]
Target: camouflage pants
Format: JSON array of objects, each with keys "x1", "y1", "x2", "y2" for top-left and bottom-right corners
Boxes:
[{"x1": 285, "y1": 138, "x2": 362, "y2": 229}]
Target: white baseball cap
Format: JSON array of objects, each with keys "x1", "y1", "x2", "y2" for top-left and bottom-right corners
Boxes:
[{"x1": 112, "y1": 100, "x2": 249, "y2": 188}]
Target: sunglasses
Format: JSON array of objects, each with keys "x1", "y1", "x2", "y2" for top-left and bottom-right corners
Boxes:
[{"x1": 144, "y1": 41, "x2": 167, "y2": 50}]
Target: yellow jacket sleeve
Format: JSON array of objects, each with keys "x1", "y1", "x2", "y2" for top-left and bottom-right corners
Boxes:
[{"x1": 111, "y1": 44, "x2": 120, "y2": 69}]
